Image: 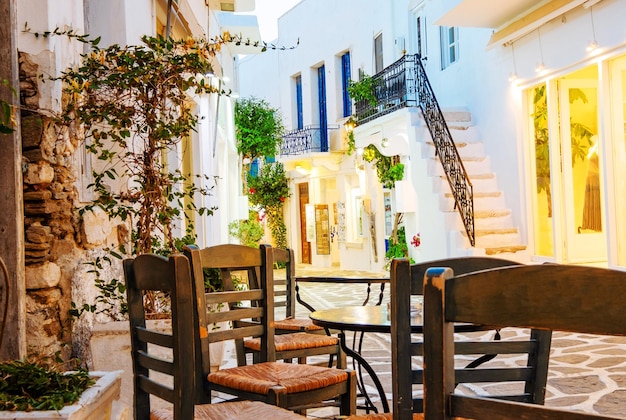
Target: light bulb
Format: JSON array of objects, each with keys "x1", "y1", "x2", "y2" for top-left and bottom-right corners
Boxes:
[{"x1": 586, "y1": 40, "x2": 598, "y2": 51}]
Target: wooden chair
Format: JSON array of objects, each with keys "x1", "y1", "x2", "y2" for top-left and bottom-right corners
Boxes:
[
  {"x1": 185, "y1": 245, "x2": 344, "y2": 368},
  {"x1": 124, "y1": 253, "x2": 305, "y2": 419},
  {"x1": 422, "y1": 263, "x2": 626, "y2": 419},
  {"x1": 267, "y1": 247, "x2": 345, "y2": 367},
  {"x1": 183, "y1": 244, "x2": 357, "y2": 414},
  {"x1": 346, "y1": 256, "x2": 551, "y2": 420}
]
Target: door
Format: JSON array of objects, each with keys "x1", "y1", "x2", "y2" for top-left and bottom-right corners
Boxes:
[
  {"x1": 298, "y1": 183, "x2": 311, "y2": 264},
  {"x1": 610, "y1": 55, "x2": 626, "y2": 266},
  {"x1": 558, "y1": 77, "x2": 606, "y2": 263}
]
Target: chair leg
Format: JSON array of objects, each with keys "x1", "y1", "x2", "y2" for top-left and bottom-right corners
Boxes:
[
  {"x1": 340, "y1": 371, "x2": 357, "y2": 415},
  {"x1": 336, "y1": 347, "x2": 347, "y2": 369},
  {"x1": 234, "y1": 338, "x2": 247, "y2": 366}
]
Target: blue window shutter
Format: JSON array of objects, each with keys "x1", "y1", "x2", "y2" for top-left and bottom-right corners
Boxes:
[
  {"x1": 318, "y1": 65, "x2": 328, "y2": 152},
  {"x1": 342, "y1": 52, "x2": 352, "y2": 117},
  {"x1": 296, "y1": 75, "x2": 303, "y2": 130}
]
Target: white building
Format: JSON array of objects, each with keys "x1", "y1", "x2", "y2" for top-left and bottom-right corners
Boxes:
[
  {"x1": 239, "y1": 0, "x2": 626, "y2": 271},
  {"x1": 9, "y1": 0, "x2": 260, "y2": 365}
]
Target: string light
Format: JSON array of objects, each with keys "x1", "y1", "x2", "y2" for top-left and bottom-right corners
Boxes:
[
  {"x1": 508, "y1": 43, "x2": 519, "y2": 82},
  {"x1": 535, "y1": 28, "x2": 546, "y2": 74},
  {"x1": 586, "y1": 6, "x2": 598, "y2": 52}
]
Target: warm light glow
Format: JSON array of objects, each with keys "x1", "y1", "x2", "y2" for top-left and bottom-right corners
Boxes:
[
  {"x1": 344, "y1": 118, "x2": 356, "y2": 133},
  {"x1": 536, "y1": 29, "x2": 546, "y2": 75},
  {"x1": 586, "y1": 40, "x2": 598, "y2": 52},
  {"x1": 586, "y1": 6, "x2": 598, "y2": 53},
  {"x1": 356, "y1": 147, "x2": 364, "y2": 156},
  {"x1": 508, "y1": 72, "x2": 519, "y2": 82},
  {"x1": 535, "y1": 62, "x2": 545, "y2": 73},
  {"x1": 295, "y1": 164, "x2": 309, "y2": 175}
]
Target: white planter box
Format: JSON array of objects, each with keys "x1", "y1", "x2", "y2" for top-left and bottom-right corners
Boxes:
[{"x1": 0, "y1": 370, "x2": 122, "y2": 420}]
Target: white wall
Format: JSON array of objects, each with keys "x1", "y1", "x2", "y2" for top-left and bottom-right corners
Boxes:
[{"x1": 239, "y1": 0, "x2": 626, "y2": 265}]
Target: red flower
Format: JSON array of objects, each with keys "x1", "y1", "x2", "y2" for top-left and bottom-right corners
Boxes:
[
  {"x1": 249, "y1": 188, "x2": 255, "y2": 194},
  {"x1": 279, "y1": 197, "x2": 285, "y2": 202},
  {"x1": 411, "y1": 233, "x2": 421, "y2": 248}
]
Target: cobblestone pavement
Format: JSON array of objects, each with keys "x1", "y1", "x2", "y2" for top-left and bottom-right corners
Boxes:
[{"x1": 219, "y1": 264, "x2": 626, "y2": 418}]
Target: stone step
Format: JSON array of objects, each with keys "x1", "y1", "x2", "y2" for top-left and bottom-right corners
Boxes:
[
  {"x1": 473, "y1": 231, "x2": 523, "y2": 249},
  {"x1": 446, "y1": 208, "x2": 514, "y2": 230},
  {"x1": 423, "y1": 140, "x2": 484, "y2": 160},
  {"x1": 484, "y1": 244, "x2": 528, "y2": 255},
  {"x1": 435, "y1": 173, "x2": 498, "y2": 195},
  {"x1": 441, "y1": 191, "x2": 506, "y2": 212},
  {"x1": 428, "y1": 156, "x2": 491, "y2": 177},
  {"x1": 423, "y1": 125, "x2": 483, "y2": 144}
]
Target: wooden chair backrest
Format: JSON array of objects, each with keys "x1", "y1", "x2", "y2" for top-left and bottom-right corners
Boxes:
[
  {"x1": 272, "y1": 248, "x2": 296, "y2": 319},
  {"x1": 183, "y1": 244, "x2": 276, "y2": 402},
  {"x1": 390, "y1": 257, "x2": 552, "y2": 418},
  {"x1": 124, "y1": 253, "x2": 196, "y2": 419},
  {"x1": 423, "y1": 263, "x2": 626, "y2": 419}
]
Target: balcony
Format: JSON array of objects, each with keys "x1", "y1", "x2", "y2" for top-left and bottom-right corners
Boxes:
[
  {"x1": 280, "y1": 125, "x2": 339, "y2": 156},
  {"x1": 354, "y1": 54, "x2": 421, "y2": 126}
]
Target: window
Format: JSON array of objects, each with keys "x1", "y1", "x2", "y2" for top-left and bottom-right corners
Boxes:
[
  {"x1": 341, "y1": 52, "x2": 352, "y2": 117},
  {"x1": 295, "y1": 75, "x2": 303, "y2": 129},
  {"x1": 374, "y1": 33, "x2": 383, "y2": 74},
  {"x1": 440, "y1": 26, "x2": 459, "y2": 69}
]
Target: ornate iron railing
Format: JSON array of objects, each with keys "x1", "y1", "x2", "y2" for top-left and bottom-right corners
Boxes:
[
  {"x1": 280, "y1": 125, "x2": 339, "y2": 155},
  {"x1": 354, "y1": 54, "x2": 475, "y2": 246}
]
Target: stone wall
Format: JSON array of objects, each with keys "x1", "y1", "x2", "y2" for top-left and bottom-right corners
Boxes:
[
  {"x1": 19, "y1": 50, "x2": 130, "y2": 366},
  {"x1": 20, "y1": 51, "x2": 81, "y2": 361}
]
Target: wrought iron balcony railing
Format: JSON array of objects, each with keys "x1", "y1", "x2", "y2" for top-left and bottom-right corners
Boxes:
[
  {"x1": 354, "y1": 54, "x2": 475, "y2": 246},
  {"x1": 280, "y1": 125, "x2": 338, "y2": 155},
  {"x1": 354, "y1": 56, "x2": 418, "y2": 125}
]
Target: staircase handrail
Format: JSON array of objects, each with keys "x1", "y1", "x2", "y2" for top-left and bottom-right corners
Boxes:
[{"x1": 411, "y1": 54, "x2": 475, "y2": 246}]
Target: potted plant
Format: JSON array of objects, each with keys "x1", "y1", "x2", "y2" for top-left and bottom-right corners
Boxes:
[
  {"x1": 228, "y1": 211, "x2": 264, "y2": 248},
  {"x1": 0, "y1": 359, "x2": 122, "y2": 418},
  {"x1": 246, "y1": 162, "x2": 290, "y2": 250}
]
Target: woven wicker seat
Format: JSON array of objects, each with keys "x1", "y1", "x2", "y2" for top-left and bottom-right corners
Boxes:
[
  {"x1": 273, "y1": 317, "x2": 324, "y2": 332},
  {"x1": 256, "y1": 248, "x2": 344, "y2": 368},
  {"x1": 183, "y1": 244, "x2": 356, "y2": 415},
  {"x1": 208, "y1": 361, "x2": 348, "y2": 394},
  {"x1": 150, "y1": 400, "x2": 303, "y2": 420},
  {"x1": 244, "y1": 331, "x2": 338, "y2": 352},
  {"x1": 124, "y1": 254, "x2": 305, "y2": 419},
  {"x1": 345, "y1": 414, "x2": 425, "y2": 420}
]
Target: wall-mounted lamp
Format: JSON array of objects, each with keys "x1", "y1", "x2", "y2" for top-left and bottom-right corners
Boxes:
[
  {"x1": 344, "y1": 117, "x2": 356, "y2": 133},
  {"x1": 356, "y1": 147, "x2": 364, "y2": 156},
  {"x1": 586, "y1": 6, "x2": 598, "y2": 52}
]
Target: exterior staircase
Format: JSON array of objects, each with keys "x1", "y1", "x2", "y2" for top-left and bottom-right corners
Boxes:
[{"x1": 422, "y1": 109, "x2": 527, "y2": 256}]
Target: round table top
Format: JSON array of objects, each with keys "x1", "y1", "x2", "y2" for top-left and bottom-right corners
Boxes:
[{"x1": 309, "y1": 305, "x2": 483, "y2": 334}]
